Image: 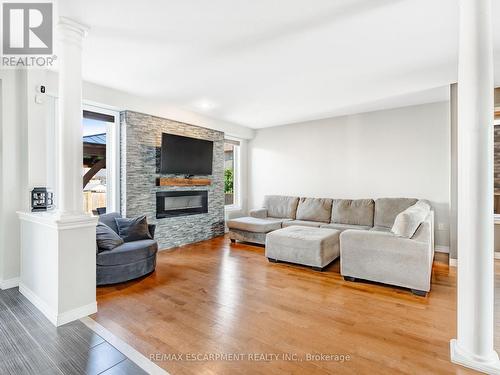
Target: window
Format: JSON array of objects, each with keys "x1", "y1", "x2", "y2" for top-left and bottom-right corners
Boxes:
[
  {"x1": 224, "y1": 139, "x2": 240, "y2": 208},
  {"x1": 82, "y1": 106, "x2": 120, "y2": 215}
]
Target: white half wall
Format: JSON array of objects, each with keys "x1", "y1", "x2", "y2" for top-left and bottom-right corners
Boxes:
[{"x1": 248, "y1": 101, "x2": 451, "y2": 247}]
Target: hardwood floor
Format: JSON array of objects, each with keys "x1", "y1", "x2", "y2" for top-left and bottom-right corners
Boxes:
[{"x1": 94, "y1": 236, "x2": 482, "y2": 375}]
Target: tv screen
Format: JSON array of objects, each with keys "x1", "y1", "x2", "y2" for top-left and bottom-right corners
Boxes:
[{"x1": 160, "y1": 133, "x2": 213, "y2": 175}]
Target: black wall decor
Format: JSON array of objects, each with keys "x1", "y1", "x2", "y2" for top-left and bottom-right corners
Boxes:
[{"x1": 31, "y1": 187, "x2": 54, "y2": 212}]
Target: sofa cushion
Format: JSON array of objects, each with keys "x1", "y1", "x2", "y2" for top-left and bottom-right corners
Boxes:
[
  {"x1": 370, "y1": 226, "x2": 392, "y2": 233},
  {"x1": 331, "y1": 199, "x2": 374, "y2": 227},
  {"x1": 320, "y1": 223, "x2": 372, "y2": 232},
  {"x1": 115, "y1": 215, "x2": 152, "y2": 242},
  {"x1": 391, "y1": 200, "x2": 431, "y2": 238},
  {"x1": 98, "y1": 212, "x2": 121, "y2": 234},
  {"x1": 97, "y1": 239, "x2": 158, "y2": 266},
  {"x1": 374, "y1": 198, "x2": 418, "y2": 228},
  {"x1": 264, "y1": 195, "x2": 299, "y2": 219},
  {"x1": 282, "y1": 220, "x2": 322, "y2": 228},
  {"x1": 227, "y1": 217, "x2": 284, "y2": 233},
  {"x1": 295, "y1": 197, "x2": 333, "y2": 223},
  {"x1": 96, "y1": 223, "x2": 124, "y2": 252}
]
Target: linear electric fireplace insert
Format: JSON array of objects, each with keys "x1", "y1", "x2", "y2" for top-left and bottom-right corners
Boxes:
[{"x1": 156, "y1": 190, "x2": 208, "y2": 218}]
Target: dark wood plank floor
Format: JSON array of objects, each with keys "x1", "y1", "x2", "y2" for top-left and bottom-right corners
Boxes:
[
  {"x1": 94, "y1": 236, "x2": 484, "y2": 375},
  {"x1": 0, "y1": 288, "x2": 147, "y2": 375}
]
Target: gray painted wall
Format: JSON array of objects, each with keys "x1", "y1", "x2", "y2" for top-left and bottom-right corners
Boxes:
[
  {"x1": 120, "y1": 111, "x2": 225, "y2": 250},
  {"x1": 248, "y1": 102, "x2": 451, "y2": 248}
]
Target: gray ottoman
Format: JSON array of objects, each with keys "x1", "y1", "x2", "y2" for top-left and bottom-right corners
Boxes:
[{"x1": 265, "y1": 226, "x2": 340, "y2": 271}]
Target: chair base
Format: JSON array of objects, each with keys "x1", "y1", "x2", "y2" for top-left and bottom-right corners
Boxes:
[
  {"x1": 97, "y1": 255, "x2": 156, "y2": 286},
  {"x1": 411, "y1": 289, "x2": 427, "y2": 297}
]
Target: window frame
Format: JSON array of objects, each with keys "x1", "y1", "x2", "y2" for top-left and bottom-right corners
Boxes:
[
  {"x1": 224, "y1": 137, "x2": 241, "y2": 211},
  {"x1": 82, "y1": 104, "x2": 120, "y2": 214}
]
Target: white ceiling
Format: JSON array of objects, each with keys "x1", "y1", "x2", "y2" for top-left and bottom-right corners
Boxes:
[{"x1": 58, "y1": 0, "x2": 500, "y2": 129}]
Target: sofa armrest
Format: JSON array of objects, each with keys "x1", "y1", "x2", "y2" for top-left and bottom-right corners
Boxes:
[
  {"x1": 341, "y1": 230, "x2": 430, "y2": 256},
  {"x1": 148, "y1": 224, "x2": 156, "y2": 238},
  {"x1": 249, "y1": 208, "x2": 268, "y2": 219}
]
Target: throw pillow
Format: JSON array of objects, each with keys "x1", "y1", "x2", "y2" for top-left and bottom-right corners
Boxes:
[
  {"x1": 96, "y1": 222, "x2": 124, "y2": 252},
  {"x1": 391, "y1": 201, "x2": 430, "y2": 238},
  {"x1": 115, "y1": 215, "x2": 152, "y2": 242}
]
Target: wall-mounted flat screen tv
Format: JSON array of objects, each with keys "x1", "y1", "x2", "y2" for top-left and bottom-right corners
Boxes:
[{"x1": 160, "y1": 133, "x2": 213, "y2": 175}]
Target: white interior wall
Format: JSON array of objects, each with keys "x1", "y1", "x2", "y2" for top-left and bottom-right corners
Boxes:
[
  {"x1": 27, "y1": 71, "x2": 51, "y2": 188},
  {"x1": 248, "y1": 101, "x2": 451, "y2": 247},
  {"x1": 0, "y1": 70, "x2": 30, "y2": 286},
  {"x1": 0, "y1": 69, "x2": 52, "y2": 287}
]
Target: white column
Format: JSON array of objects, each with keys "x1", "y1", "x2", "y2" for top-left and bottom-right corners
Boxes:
[
  {"x1": 16, "y1": 17, "x2": 97, "y2": 327},
  {"x1": 450, "y1": 0, "x2": 500, "y2": 373},
  {"x1": 56, "y1": 17, "x2": 88, "y2": 215}
]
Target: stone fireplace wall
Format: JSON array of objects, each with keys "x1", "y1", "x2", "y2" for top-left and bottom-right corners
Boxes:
[{"x1": 120, "y1": 111, "x2": 225, "y2": 249}]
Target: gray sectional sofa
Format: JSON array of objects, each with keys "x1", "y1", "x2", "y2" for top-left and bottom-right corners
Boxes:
[{"x1": 227, "y1": 195, "x2": 434, "y2": 295}]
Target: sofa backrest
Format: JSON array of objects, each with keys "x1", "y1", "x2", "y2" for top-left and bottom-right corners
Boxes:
[
  {"x1": 264, "y1": 195, "x2": 300, "y2": 219},
  {"x1": 296, "y1": 197, "x2": 333, "y2": 223},
  {"x1": 331, "y1": 199, "x2": 374, "y2": 227},
  {"x1": 98, "y1": 212, "x2": 121, "y2": 234},
  {"x1": 374, "y1": 198, "x2": 418, "y2": 228}
]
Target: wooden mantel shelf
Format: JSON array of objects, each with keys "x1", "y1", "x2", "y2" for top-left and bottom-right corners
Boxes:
[{"x1": 156, "y1": 177, "x2": 211, "y2": 186}]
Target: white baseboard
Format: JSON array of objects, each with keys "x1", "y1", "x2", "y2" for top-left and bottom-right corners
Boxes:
[
  {"x1": 435, "y1": 245, "x2": 449, "y2": 254},
  {"x1": 57, "y1": 302, "x2": 97, "y2": 326},
  {"x1": 19, "y1": 283, "x2": 58, "y2": 325},
  {"x1": 0, "y1": 277, "x2": 20, "y2": 290},
  {"x1": 450, "y1": 339, "x2": 500, "y2": 374},
  {"x1": 81, "y1": 317, "x2": 168, "y2": 375},
  {"x1": 19, "y1": 282, "x2": 97, "y2": 326}
]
